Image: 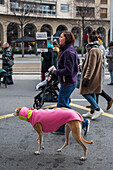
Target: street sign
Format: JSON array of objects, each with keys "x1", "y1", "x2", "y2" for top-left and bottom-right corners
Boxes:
[
  {"x1": 36, "y1": 32, "x2": 48, "y2": 52},
  {"x1": 36, "y1": 32, "x2": 47, "y2": 40}
]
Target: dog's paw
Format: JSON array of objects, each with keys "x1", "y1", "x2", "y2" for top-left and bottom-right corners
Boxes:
[
  {"x1": 57, "y1": 148, "x2": 62, "y2": 152},
  {"x1": 80, "y1": 156, "x2": 87, "y2": 161},
  {"x1": 41, "y1": 146, "x2": 44, "y2": 150},
  {"x1": 34, "y1": 151, "x2": 40, "y2": 155}
]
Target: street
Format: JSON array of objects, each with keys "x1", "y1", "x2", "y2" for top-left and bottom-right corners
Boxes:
[{"x1": 0, "y1": 72, "x2": 113, "y2": 170}]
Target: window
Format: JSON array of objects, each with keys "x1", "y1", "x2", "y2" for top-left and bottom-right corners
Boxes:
[
  {"x1": 0, "y1": 0, "x2": 4, "y2": 5},
  {"x1": 61, "y1": 4, "x2": 69, "y2": 12},
  {"x1": 40, "y1": 4, "x2": 56, "y2": 15},
  {"x1": 10, "y1": 2, "x2": 20, "y2": 8},
  {"x1": 76, "y1": 0, "x2": 95, "y2": 3},
  {"x1": 24, "y1": 3, "x2": 37, "y2": 9},
  {"x1": 76, "y1": 6, "x2": 95, "y2": 17},
  {"x1": 100, "y1": 8, "x2": 107, "y2": 18},
  {"x1": 40, "y1": 4, "x2": 56, "y2": 10},
  {"x1": 100, "y1": 0, "x2": 107, "y2": 4}
]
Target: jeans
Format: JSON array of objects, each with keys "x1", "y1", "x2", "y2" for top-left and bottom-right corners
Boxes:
[
  {"x1": 55, "y1": 84, "x2": 76, "y2": 133},
  {"x1": 83, "y1": 94, "x2": 99, "y2": 111},
  {"x1": 109, "y1": 70, "x2": 113, "y2": 84},
  {"x1": 57, "y1": 84, "x2": 77, "y2": 109},
  {"x1": 56, "y1": 84, "x2": 88, "y2": 133}
]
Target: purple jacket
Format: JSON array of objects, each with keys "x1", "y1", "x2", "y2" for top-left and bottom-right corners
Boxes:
[{"x1": 53, "y1": 43, "x2": 80, "y2": 86}]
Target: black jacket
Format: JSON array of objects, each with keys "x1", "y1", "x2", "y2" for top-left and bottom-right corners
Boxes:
[
  {"x1": 2, "y1": 47, "x2": 13, "y2": 75},
  {"x1": 41, "y1": 48, "x2": 53, "y2": 73}
]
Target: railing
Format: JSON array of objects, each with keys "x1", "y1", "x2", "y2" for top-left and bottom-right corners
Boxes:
[{"x1": 10, "y1": 7, "x2": 56, "y2": 15}]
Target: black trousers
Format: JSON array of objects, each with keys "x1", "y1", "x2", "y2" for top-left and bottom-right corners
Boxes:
[{"x1": 96, "y1": 90, "x2": 112, "y2": 103}]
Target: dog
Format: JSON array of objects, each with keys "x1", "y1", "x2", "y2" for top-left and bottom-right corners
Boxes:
[{"x1": 15, "y1": 107, "x2": 93, "y2": 161}]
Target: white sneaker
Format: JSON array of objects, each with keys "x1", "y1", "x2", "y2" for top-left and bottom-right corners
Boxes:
[
  {"x1": 82, "y1": 112, "x2": 93, "y2": 118},
  {"x1": 91, "y1": 108, "x2": 104, "y2": 120}
]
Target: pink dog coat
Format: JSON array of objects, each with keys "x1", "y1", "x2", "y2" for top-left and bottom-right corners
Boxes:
[{"x1": 18, "y1": 107, "x2": 83, "y2": 133}]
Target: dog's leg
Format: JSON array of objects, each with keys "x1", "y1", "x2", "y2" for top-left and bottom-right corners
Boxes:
[
  {"x1": 70, "y1": 121, "x2": 87, "y2": 161},
  {"x1": 57, "y1": 124, "x2": 70, "y2": 152},
  {"x1": 36, "y1": 136, "x2": 44, "y2": 150},
  {"x1": 34, "y1": 123, "x2": 43, "y2": 155}
]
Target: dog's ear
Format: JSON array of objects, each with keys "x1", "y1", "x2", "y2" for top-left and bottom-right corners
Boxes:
[{"x1": 15, "y1": 107, "x2": 22, "y2": 116}]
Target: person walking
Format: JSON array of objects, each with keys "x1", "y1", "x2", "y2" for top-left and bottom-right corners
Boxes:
[
  {"x1": 106, "y1": 41, "x2": 113, "y2": 85},
  {"x1": 86, "y1": 35, "x2": 113, "y2": 110},
  {"x1": 49, "y1": 30, "x2": 90, "y2": 135},
  {"x1": 41, "y1": 42, "x2": 54, "y2": 81},
  {"x1": 97, "y1": 38, "x2": 113, "y2": 110},
  {"x1": 53, "y1": 39, "x2": 59, "y2": 69},
  {"x1": 79, "y1": 30, "x2": 104, "y2": 120},
  {"x1": 0, "y1": 42, "x2": 14, "y2": 84}
]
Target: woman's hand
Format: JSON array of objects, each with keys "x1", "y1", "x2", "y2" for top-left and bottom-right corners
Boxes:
[
  {"x1": 83, "y1": 79, "x2": 89, "y2": 87},
  {"x1": 48, "y1": 65, "x2": 56, "y2": 73}
]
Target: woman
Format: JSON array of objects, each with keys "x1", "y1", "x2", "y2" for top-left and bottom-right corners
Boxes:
[
  {"x1": 0, "y1": 42, "x2": 14, "y2": 84},
  {"x1": 52, "y1": 30, "x2": 79, "y2": 109},
  {"x1": 86, "y1": 37, "x2": 113, "y2": 110},
  {"x1": 79, "y1": 31, "x2": 103, "y2": 120},
  {"x1": 49, "y1": 30, "x2": 89, "y2": 135}
]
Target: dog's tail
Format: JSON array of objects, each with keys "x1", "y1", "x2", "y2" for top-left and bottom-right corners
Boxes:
[{"x1": 81, "y1": 136, "x2": 93, "y2": 144}]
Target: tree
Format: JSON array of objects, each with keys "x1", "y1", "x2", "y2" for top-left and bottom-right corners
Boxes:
[
  {"x1": 73, "y1": 0, "x2": 105, "y2": 56},
  {"x1": 10, "y1": 0, "x2": 37, "y2": 57}
]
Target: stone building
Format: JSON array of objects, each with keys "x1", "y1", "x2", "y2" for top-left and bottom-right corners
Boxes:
[{"x1": 0, "y1": 0, "x2": 111, "y2": 48}]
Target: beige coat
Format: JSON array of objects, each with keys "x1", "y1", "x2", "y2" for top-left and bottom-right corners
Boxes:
[{"x1": 79, "y1": 47, "x2": 102, "y2": 95}]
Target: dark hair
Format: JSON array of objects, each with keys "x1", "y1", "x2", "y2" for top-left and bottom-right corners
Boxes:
[
  {"x1": 108, "y1": 41, "x2": 113, "y2": 47},
  {"x1": 88, "y1": 30, "x2": 98, "y2": 42},
  {"x1": 61, "y1": 30, "x2": 75, "y2": 46}
]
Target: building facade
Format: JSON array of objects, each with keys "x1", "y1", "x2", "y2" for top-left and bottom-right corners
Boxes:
[{"x1": 0, "y1": 0, "x2": 111, "y2": 48}]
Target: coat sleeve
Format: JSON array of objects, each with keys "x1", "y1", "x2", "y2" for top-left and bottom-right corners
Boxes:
[
  {"x1": 54, "y1": 51, "x2": 75, "y2": 76},
  {"x1": 84, "y1": 48, "x2": 97, "y2": 80}
]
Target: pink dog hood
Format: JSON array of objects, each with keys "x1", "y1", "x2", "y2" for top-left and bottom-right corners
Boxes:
[{"x1": 18, "y1": 107, "x2": 83, "y2": 133}]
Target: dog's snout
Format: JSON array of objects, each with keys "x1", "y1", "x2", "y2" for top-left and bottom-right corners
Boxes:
[{"x1": 13, "y1": 112, "x2": 17, "y2": 116}]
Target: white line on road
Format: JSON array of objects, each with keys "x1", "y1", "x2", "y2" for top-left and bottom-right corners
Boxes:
[
  {"x1": 13, "y1": 75, "x2": 41, "y2": 80},
  {"x1": 71, "y1": 99, "x2": 87, "y2": 101}
]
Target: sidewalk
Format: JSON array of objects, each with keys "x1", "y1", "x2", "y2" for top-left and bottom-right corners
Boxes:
[{"x1": 0, "y1": 54, "x2": 41, "y2": 75}]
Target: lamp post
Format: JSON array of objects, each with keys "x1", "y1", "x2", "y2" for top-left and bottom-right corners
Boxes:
[{"x1": 110, "y1": 0, "x2": 113, "y2": 41}]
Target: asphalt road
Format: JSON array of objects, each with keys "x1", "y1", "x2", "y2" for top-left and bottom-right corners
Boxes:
[{"x1": 0, "y1": 75, "x2": 113, "y2": 170}]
